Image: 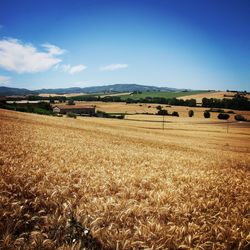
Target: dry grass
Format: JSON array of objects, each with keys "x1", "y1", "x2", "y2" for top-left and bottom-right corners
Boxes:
[
  {"x1": 0, "y1": 108, "x2": 250, "y2": 249},
  {"x1": 55, "y1": 101, "x2": 250, "y2": 120},
  {"x1": 177, "y1": 91, "x2": 250, "y2": 103}
]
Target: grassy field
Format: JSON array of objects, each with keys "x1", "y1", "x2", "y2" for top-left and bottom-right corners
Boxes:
[
  {"x1": 0, "y1": 108, "x2": 250, "y2": 249},
  {"x1": 120, "y1": 90, "x2": 209, "y2": 100}
]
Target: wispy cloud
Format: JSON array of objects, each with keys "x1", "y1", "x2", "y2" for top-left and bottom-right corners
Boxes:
[
  {"x1": 61, "y1": 64, "x2": 87, "y2": 74},
  {"x1": 42, "y1": 43, "x2": 66, "y2": 55},
  {"x1": 100, "y1": 63, "x2": 128, "y2": 71},
  {"x1": 0, "y1": 75, "x2": 11, "y2": 85},
  {"x1": 0, "y1": 25, "x2": 3, "y2": 29},
  {"x1": 0, "y1": 38, "x2": 64, "y2": 73}
]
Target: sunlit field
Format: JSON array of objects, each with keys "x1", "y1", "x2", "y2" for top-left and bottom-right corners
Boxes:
[
  {"x1": 56, "y1": 101, "x2": 250, "y2": 120},
  {"x1": 0, "y1": 107, "x2": 250, "y2": 249}
]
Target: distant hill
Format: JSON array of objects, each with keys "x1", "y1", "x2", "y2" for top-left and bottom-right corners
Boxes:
[
  {"x1": 37, "y1": 87, "x2": 86, "y2": 95},
  {"x1": 0, "y1": 86, "x2": 36, "y2": 96},
  {"x1": 79, "y1": 84, "x2": 179, "y2": 93},
  {"x1": 0, "y1": 84, "x2": 182, "y2": 96},
  {"x1": 37, "y1": 84, "x2": 180, "y2": 94}
]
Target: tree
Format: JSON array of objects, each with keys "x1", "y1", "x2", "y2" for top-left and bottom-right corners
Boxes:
[
  {"x1": 157, "y1": 109, "x2": 168, "y2": 115},
  {"x1": 67, "y1": 99, "x2": 75, "y2": 105},
  {"x1": 186, "y1": 99, "x2": 196, "y2": 107},
  {"x1": 49, "y1": 98, "x2": 55, "y2": 104},
  {"x1": 172, "y1": 111, "x2": 179, "y2": 117},
  {"x1": 156, "y1": 105, "x2": 162, "y2": 111},
  {"x1": 234, "y1": 114, "x2": 247, "y2": 121},
  {"x1": 188, "y1": 110, "x2": 194, "y2": 117},
  {"x1": 204, "y1": 110, "x2": 210, "y2": 118},
  {"x1": 218, "y1": 113, "x2": 230, "y2": 120}
]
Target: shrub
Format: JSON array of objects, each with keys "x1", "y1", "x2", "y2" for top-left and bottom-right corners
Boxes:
[
  {"x1": 172, "y1": 111, "x2": 179, "y2": 117},
  {"x1": 188, "y1": 110, "x2": 194, "y2": 117},
  {"x1": 67, "y1": 99, "x2": 75, "y2": 105},
  {"x1": 234, "y1": 114, "x2": 247, "y2": 121},
  {"x1": 16, "y1": 106, "x2": 27, "y2": 112},
  {"x1": 66, "y1": 112, "x2": 77, "y2": 118},
  {"x1": 156, "y1": 105, "x2": 162, "y2": 111},
  {"x1": 33, "y1": 108, "x2": 52, "y2": 115},
  {"x1": 218, "y1": 113, "x2": 230, "y2": 120},
  {"x1": 96, "y1": 110, "x2": 125, "y2": 119},
  {"x1": 117, "y1": 114, "x2": 125, "y2": 119},
  {"x1": 204, "y1": 110, "x2": 210, "y2": 118},
  {"x1": 96, "y1": 110, "x2": 109, "y2": 118},
  {"x1": 157, "y1": 109, "x2": 168, "y2": 116}
]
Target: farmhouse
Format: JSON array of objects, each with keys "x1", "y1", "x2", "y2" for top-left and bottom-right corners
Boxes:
[{"x1": 53, "y1": 105, "x2": 96, "y2": 116}]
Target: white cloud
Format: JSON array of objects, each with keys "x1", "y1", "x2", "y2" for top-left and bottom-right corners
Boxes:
[
  {"x1": 42, "y1": 43, "x2": 65, "y2": 55},
  {"x1": 61, "y1": 64, "x2": 87, "y2": 74},
  {"x1": 61, "y1": 64, "x2": 71, "y2": 72},
  {"x1": 0, "y1": 75, "x2": 11, "y2": 84},
  {"x1": 100, "y1": 63, "x2": 128, "y2": 71},
  {"x1": 0, "y1": 38, "x2": 64, "y2": 73}
]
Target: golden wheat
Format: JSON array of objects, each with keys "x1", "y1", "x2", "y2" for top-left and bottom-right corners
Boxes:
[{"x1": 0, "y1": 108, "x2": 250, "y2": 249}]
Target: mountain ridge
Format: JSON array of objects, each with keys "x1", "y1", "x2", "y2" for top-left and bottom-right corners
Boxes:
[{"x1": 0, "y1": 84, "x2": 188, "y2": 96}]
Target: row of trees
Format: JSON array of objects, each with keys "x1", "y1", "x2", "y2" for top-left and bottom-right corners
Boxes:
[
  {"x1": 70, "y1": 95, "x2": 250, "y2": 110},
  {"x1": 0, "y1": 101, "x2": 53, "y2": 115},
  {"x1": 202, "y1": 96, "x2": 250, "y2": 110},
  {"x1": 4, "y1": 93, "x2": 249, "y2": 111},
  {"x1": 125, "y1": 97, "x2": 197, "y2": 107},
  {"x1": 157, "y1": 107, "x2": 248, "y2": 121},
  {"x1": 69, "y1": 95, "x2": 197, "y2": 106},
  {"x1": 190, "y1": 110, "x2": 247, "y2": 120}
]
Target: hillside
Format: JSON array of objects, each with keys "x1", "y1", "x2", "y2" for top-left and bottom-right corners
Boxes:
[
  {"x1": 120, "y1": 90, "x2": 208, "y2": 100},
  {"x1": 178, "y1": 91, "x2": 250, "y2": 102},
  {"x1": 0, "y1": 86, "x2": 36, "y2": 96},
  {"x1": 0, "y1": 84, "x2": 184, "y2": 96},
  {"x1": 76, "y1": 84, "x2": 179, "y2": 93},
  {"x1": 1, "y1": 109, "x2": 249, "y2": 249}
]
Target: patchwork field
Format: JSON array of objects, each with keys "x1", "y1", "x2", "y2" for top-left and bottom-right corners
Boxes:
[
  {"x1": 0, "y1": 108, "x2": 250, "y2": 249},
  {"x1": 178, "y1": 91, "x2": 250, "y2": 103},
  {"x1": 119, "y1": 91, "x2": 208, "y2": 100},
  {"x1": 55, "y1": 101, "x2": 250, "y2": 121}
]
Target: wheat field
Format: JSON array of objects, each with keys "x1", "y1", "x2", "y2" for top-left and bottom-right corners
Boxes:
[
  {"x1": 0, "y1": 108, "x2": 250, "y2": 249},
  {"x1": 57, "y1": 102, "x2": 250, "y2": 120}
]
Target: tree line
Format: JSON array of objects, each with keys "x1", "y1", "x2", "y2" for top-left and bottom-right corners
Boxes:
[
  {"x1": 2, "y1": 93, "x2": 250, "y2": 111},
  {"x1": 202, "y1": 96, "x2": 250, "y2": 110},
  {"x1": 70, "y1": 95, "x2": 250, "y2": 111}
]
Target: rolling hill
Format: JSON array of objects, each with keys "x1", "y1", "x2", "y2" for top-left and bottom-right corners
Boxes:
[
  {"x1": 0, "y1": 86, "x2": 36, "y2": 96},
  {"x1": 0, "y1": 84, "x2": 186, "y2": 96}
]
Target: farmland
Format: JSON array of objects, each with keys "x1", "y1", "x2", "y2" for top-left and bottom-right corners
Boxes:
[
  {"x1": 0, "y1": 107, "x2": 250, "y2": 249},
  {"x1": 55, "y1": 101, "x2": 250, "y2": 120},
  {"x1": 119, "y1": 91, "x2": 208, "y2": 100},
  {"x1": 178, "y1": 91, "x2": 250, "y2": 103}
]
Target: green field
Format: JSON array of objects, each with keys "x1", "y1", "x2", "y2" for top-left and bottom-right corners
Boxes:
[{"x1": 120, "y1": 90, "x2": 208, "y2": 100}]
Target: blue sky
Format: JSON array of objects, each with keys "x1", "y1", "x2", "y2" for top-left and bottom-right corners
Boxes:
[{"x1": 0, "y1": 0, "x2": 249, "y2": 90}]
